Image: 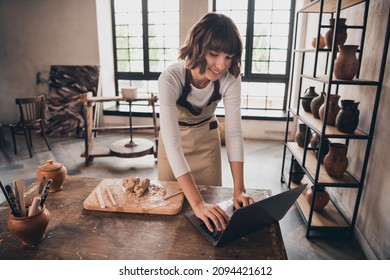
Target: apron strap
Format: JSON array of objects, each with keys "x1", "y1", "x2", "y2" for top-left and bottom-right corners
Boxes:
[{"x1": 176, "y1": 69, "x2": 222, "y2": 116}]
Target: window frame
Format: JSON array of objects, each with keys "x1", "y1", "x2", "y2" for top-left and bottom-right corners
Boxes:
[
  {"x1": 110, "y1": 0, "x2": 295, "y2": 116},
  {"x1": 212, "y1": 0, "x2": 296, "y2": 111}
]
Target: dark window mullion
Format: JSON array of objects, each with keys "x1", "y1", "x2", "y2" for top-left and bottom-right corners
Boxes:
[
  {"x1": 142, "y1": 0, "x2": 150, "y2": 75},
  {"x1": 111, "y1": 0, "x2": 120, "y2": 96},
  {"x1": 244, "y1": 0, "x2": 255, "y2": 78}
]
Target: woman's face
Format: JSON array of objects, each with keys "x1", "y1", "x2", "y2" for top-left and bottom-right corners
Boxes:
[{"x1": 203, "y1": 50, "x2": 235, "y2": 81}]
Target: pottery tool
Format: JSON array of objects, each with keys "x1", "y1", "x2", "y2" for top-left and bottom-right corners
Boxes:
[
  {"x1": 28, "y1": 196, "x2": 42, "y2": 216},
  {"x1": 39, "y1": 179, "x2": 53, "y2": 207},
  {"x1": 164, "y1": 190, "x2": 184, "y2": 201},
  {"x1": 38, "y1": 175, "x2": 47, "y2": 195},
  {"x1": 14, "y1": 179, "x2": 26, "y2": 217},
  {"x1": 106, "y1": 188, "x2": 117, "y2": 207},
  {"x1": 0, "y1": 181, "x2": 19, "y2": 217},
  {"x1": 95, "y1": 186, "x2": 105, "y2": 208}
]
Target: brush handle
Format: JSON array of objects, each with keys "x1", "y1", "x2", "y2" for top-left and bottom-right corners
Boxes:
[
  {"x1": 39, "y1": 179, "x2": 53, "y2": 207},
  {"x1": 0, "y1": 182, "x2": 19, "y2": 216}
]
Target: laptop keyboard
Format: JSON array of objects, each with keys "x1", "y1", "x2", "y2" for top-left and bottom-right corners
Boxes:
[{"x1": 200, "y1": 223, "x2": 223, "y2": 241}]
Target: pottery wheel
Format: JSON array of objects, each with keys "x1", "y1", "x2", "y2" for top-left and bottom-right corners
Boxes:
[{"x1": 109, "y1": 138, "x2": 154, "y2": 158}]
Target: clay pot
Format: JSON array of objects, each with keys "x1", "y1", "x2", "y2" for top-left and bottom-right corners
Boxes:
[
  {"x1": 323, "y1": 142, "x2": 349, "y2": 178},
  {"x1": 334, "y1": 45, "x2": 359, "y2": 80},
  {"x1": 311, "y1": 134, "x2": 330, "y2": 163},
  {"x1": 301, "y1": 86, "x2": 319, "y2": 113},
  {"x1": 37, "y1": 160, "x2": 67, "y2": 192},
  {"x1": 335, "y1": 99, "x2": 360, "y2": 133},
  {"x1": 312, "y1": 34, "x2": 326, "y2": 49},
  {"x1": 310, "y1": 91, "x2": 326, "y2": 119},
  {"x1": 305, "y1": 186, "x2": 330, "y2": 211},
  {"x1": 324, "y1": 18, "x2": 347, "y2": 49},
  {"x1": 8, "y1": 205, "x2": 51, "y2": 245},
  {"x1": 294, "y1": 123, "x2": 312, "y2": 148},
  {"x1": 290, "y1": 159, "x2": 305, "y2": 184},
  {"x1": 319, "y1": 94, "x2": 341, "y2": 126}
]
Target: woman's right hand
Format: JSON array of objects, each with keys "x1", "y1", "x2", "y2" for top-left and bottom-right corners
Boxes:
[{"x1": 192, "y1": 202, "x2": 229, "y2": 232}]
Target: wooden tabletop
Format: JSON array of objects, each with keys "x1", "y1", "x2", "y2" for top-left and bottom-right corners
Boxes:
[{"x1": 0, "y1": 176, "x2": 287, "y2": 260}]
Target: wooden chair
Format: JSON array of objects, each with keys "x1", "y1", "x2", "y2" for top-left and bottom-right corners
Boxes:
[{"x1": 9, "y1": 95, "x2": 51, "y2": 157}]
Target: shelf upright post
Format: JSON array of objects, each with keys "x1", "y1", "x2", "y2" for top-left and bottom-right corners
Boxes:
[
  {"x1": 281, "y1": 10, "x2": 301, "y2": 184},
  {"x1": 313, "y1": 0, "x2": 325, "y2": 78},
  {"x1": 306, "y1": 0, "x2": 345, "y2": 239},
  {"x1": 350, "y1": 10, "x2": 390, "y2": 231}
]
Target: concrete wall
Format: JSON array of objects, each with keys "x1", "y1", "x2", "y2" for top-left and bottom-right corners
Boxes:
[
  {"x1": 0, "y1": 0, "x2": 389, "y2": 259},
  {"x1": 0, "y1": 0, "x2": 101, "y2": 124}
]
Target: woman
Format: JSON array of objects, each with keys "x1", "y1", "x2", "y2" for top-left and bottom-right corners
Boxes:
[{"x1": 158, "y1": 12, "x2": 254, "y2": 232}]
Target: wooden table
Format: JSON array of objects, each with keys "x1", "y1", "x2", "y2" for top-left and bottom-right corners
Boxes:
[
  {"x1": 80, "y1": 94, "x2": 159, "y2": 166},
  {"x1": 0, "y1": 176, "x2": 287, "y2": 260}
]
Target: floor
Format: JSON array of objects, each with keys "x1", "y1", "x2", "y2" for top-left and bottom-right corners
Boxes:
[{"x1": 0, "y1": 128, "x2": 365, "y2": 260}]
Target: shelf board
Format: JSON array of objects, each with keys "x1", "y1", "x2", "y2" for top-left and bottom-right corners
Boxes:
[
  {"x1": 299, "y1": 0, "x2": 366, "y2": 13},
  {"x1": 291, "y1": 182, "x2": 349, "y2": 228},
  {"x1": 286, "y1": 142, "x2": 360, "y2": 186},
  {"x1": 290, "y1": 108, "x2": 368, "y2": 139},
  {"x1": 300, "y1": 74, "x2": 379, "y2": 86}
]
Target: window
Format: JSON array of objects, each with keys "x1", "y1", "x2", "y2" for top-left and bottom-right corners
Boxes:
[
  {"x1": 111, "y1": 0, "x2": 294, "y2": 116},
  {"x1": 112, "y1": 0, "x2": 179, "y2": 100},
  {"x1": 214, "y1": 0, "x2": 295, "y2": 111}
]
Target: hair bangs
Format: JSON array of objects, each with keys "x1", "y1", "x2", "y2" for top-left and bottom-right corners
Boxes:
[{"x1": 204, "y1": 25, "x2": 241, "y2": 57}]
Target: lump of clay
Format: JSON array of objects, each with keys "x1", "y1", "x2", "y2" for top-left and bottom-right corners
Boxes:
[
  {"x1": 134, "y1": 178, "x2": 151, "y2": 198},
  {"x1": 122, "y1": 176, "x2": 140, "y2": 192}
]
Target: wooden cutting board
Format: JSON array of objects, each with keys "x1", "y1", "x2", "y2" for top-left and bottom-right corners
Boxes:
[{"x1": 83, "y1": 178, "x2": 185, "y2": 215}]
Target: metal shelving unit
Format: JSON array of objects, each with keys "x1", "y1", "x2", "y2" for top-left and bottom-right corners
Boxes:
[{"x1": 281, "y1": 0, "x2": 390, "y2": 238}]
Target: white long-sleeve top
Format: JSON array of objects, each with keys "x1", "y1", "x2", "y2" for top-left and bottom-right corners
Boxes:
[{"x1": 158, "y1": 61, "x2": 244, "y2": 178}]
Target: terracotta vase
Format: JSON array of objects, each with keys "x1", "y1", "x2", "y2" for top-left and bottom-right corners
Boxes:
[
  {"x1": 310, "y1": 91, "x2": 326, "y2": 119},
  {"x1": 290, "y1": 158, "x2": 305, "y2": 184},
  {"x1": 8, "y1": 205, "x2": 51, "y2": 245},
  {"x1": 323, "y1": 142, "x2": 349, "y2": 178},
  {"x1": 305, "y1": 186, "x2": 330, "y2": 211},
  {"x1": 312, "y1": 34, "x2": 326, "y2": 49},
  {"x1": 319, "y1": 94, "x2": 341, "y2": 126},
  {"x1": 324, "y1": 18, "x2": 348, "y2": 49},
  {"x1": 334, "y1": 45, "x2": 359, "y2": 80},
  {"x1": 301, "y1": 86, "x2": 319, "y2": 113},
  {"x1": 37, "y1": 160, "x2": 67, "y2": 192},
  {"x1": 335, "y1": 99, "x2": 360, "y2": 133},
  {"x1": 294, "y1": 123, "x2": 312, "y2": 148}
]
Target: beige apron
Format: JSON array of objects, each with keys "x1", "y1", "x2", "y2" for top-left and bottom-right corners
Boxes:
[{"x1": 158, "y1": 69, "x2": 222, "y2": 186}]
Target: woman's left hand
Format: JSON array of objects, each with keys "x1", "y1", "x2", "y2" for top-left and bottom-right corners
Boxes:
[{"x1": 233, "y1": 191, "x2": 255, "y2": 210}]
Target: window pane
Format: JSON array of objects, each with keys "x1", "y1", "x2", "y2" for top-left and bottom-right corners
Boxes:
[
  {"x1": 147, "y1": 4, "x2": 179, "y2": 73},
  {"x1": 113, "y1": 0, "x2": 144, "y2": 73}
]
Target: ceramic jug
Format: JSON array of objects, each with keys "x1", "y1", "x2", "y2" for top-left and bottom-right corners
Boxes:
[
  {"x1": 310, "y1": 91, "x2": 326, "y2": 119},
  {"x1": 324, "y1": 18, "x2": 347, "y2": 49},
  {"x1": 319, "y1": 94, "x2": 341, "y2": 126},
  {"x1": 324, "y1": 142, "x2": 349, "y2": 178},
  {"x1": 291, "y1": 158, "x2": 305, "y2": 184},
  {"x1": 334, "y1": 45, "x2": 359, "y2": 80},
  {"x1": 294, "y1": 123, "x2": 312, "y2": 148},
  {"x1": 335, "y1": 99, "x2": 360, "y2": 133},
  {"x1": 301, "y1": 86, "x2": 319, "y2": 113}
]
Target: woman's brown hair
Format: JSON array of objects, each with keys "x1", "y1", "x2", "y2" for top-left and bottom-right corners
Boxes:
[{"x1": 179, "y1": 12, "x2": 242, "y2": 78}]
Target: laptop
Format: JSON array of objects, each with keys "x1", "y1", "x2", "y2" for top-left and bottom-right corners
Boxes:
[{"x1": 184, "y1": 184, "x2": 306, "y2": 247}]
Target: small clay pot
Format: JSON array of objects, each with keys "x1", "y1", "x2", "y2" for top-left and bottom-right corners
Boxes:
[
  {"x1": 37, "y1": 160, "x2": 67, "y2": 192},
  {"x1": 311, "y1": 34, "x2": 326, "y2": 49},
  {"x1": 8, "y1": 205, "x2": 51, "y2": 245},
  {"x1": 305, "y1": 186, "x2": 330, "y2": 211},
  {"x1": 291, "y1": 159, "x2": 305, "y2": 184}
]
